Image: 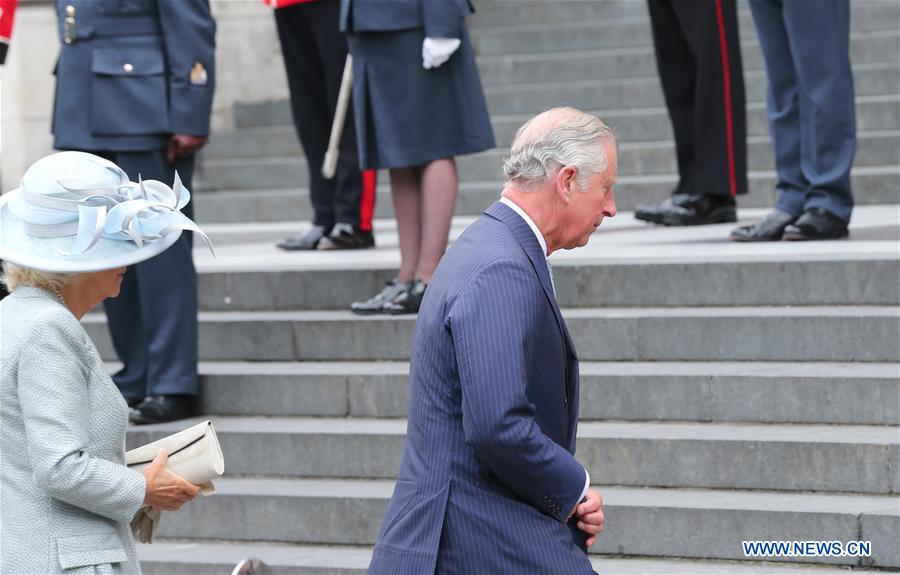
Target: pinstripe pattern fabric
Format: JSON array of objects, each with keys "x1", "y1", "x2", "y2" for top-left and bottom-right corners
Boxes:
[
  {"x1": 368, "y1": 202, "x2": 595, "y2": 575},
  {"x1": 1, "y1": 287, "x2": 146, "y2": 575}
]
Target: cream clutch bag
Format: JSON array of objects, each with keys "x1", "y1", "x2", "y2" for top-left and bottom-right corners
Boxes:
[{"x1": 126, "y1": 419, "x2": 225, "y2": 543}]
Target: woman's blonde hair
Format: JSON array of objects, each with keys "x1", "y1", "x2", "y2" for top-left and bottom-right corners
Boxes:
[{"x1": 1, "y1": 262, "x2": 80, "y2": 292}]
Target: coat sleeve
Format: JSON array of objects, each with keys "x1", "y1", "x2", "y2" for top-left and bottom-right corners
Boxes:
[
  {"x1": 17, "y1": 311, "x2": 146, "y2": 524},
  {"x1": 420, "y1": 0, "x2": 466, "y2": 38},
  {"x1": 449, "y1": 260, "x2": 587, "y2": 523},
  {"x1": 156, "y1": 0, "x2": 216, "y2": 136}
]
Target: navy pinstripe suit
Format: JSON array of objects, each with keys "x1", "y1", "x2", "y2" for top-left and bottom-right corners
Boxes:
[{"x1": 368, "y1": 202, "x2": 595, "y2": 574}]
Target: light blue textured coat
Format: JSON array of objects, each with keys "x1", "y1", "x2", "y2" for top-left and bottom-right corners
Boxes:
[
  {"x1": 1, "y1": 287, "x2": 146, "y2": 575},
  {"x1": 368, "y1": 202, "x2": 595, "y2": 574}
]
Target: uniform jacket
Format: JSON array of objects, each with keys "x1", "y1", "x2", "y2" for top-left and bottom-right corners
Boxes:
[
  {"x1": 51, "y1": 0, "x2": 216, "y2": 152},
  {"x1": 368, "y1": 202, "x2": 595, "y2": 574},
  {"x1": 0, "y1": 287, "x2": 147, "y2": 575},
  {"x1": 340, "y1": 0, "x2": 474, "y2": 38}
]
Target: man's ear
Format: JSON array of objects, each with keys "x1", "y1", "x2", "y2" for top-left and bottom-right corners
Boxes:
[{"x1": 555, "y1": 165, "x2": 578, "y2": 204}]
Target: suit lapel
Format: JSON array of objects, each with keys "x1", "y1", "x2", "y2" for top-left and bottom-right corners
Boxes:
[{"x1": 484, "y1": 202, "x2": 579, "y2": 408}]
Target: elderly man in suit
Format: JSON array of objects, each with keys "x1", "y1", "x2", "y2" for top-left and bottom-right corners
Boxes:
[
  {"x1": 368, "y1": 107, "x2": 615, "y2": 574},
  {"x1": 51, "y1": 0, "x2": 216, "y2": 423}
]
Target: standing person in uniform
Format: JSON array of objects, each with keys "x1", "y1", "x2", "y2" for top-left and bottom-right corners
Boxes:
[
  {"x1": 50, "y1": 0, "x2": 216, "y2": 424},
  {"x1": 342, "y1": 0, "x2": 495, "y2": 314},
  {"x1": 730, "y1": 0, "x2": 855, "y2": 241},
  {"x1": 265, "y1": 0, "x2": 378, "y2": 251},
  {"x1": 635, "y1": 0, "x2": 747, "y2": 226}
]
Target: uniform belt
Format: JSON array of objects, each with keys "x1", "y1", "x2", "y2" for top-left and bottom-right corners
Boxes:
[{"x1": 64, "y1": 16, "x2": 162, "y2": 43}]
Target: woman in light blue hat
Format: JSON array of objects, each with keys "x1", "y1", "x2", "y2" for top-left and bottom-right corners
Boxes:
[{"x1": 0, "y1": 152, "x2": 210, "y2": 574}]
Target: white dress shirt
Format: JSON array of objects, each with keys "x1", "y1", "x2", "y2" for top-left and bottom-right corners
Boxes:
[{"x1": 498, "y1": 196, "x2": 590, "y2": 513}]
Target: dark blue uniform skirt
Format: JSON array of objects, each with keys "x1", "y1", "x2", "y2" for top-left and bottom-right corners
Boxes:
[{"x1": 348, "y1": 26, "x2": 495, "y2": 170}]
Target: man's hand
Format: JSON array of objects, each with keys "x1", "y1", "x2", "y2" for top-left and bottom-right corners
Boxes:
[
  {"x1": 575, "y1": 488, "x2": 605, "y2": 547},
  {"x1": 167, "y1": 134, "x2": 208, "y2": 164}
]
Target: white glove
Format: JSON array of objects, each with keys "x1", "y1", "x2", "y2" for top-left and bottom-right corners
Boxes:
[{"x1": 422, "y1": 37, "x2": 461, "y2": 69}]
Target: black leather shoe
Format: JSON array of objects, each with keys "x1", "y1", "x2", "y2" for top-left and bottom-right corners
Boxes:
[
  {"x1": 729, "y1": 209, "x2": 798, "y2": 242},
  {"x1": 276, "y1": 225, "x2": 330, "y2": 251},
  {"x1": 129, "y1": 395, "x2": 197, "y2": 425},
  {"x1": 350, "y1": 279, "x2": 411, "y2": 315},
  {"x1": 125, "y1": 396, "x2": 144, "y2": 408},
  {"x1": 634, "y1": 194, "x2": 691, "y2": 224},
  {"x1": 663, "y1": 194, "x2": 737, "y2": 226},
  {"x1": 782, "y1": 208, "x2": 849, "y2": 241},
  {"x1": 383, "y1": 279, "x2": 427, "y2": 315},
  {"x1": 318, "y1": 223, "x2": 375, "y2": 250}
]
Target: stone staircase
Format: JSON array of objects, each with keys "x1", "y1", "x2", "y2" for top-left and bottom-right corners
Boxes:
[{"x1": 95, "y1": 0, "x2": 900, "y2": 572}]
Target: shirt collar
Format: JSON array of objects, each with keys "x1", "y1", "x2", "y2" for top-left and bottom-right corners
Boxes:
[{"x1": 499, "y1": 196, "x2": 548, "y2": 257}]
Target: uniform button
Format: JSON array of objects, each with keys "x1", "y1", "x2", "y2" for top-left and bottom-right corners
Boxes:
[
  {"x1": 123, "y1": 63, "x2": 134, "y2": 73},
  {"x1": 66, "y1": 5, "x2": 75, "y2": 16}
]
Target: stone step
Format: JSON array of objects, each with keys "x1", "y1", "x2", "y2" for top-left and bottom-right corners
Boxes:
[
  {"x1": 467, "y1": 0, "x2": 899, "y2": 31},
  {"x1": 192, "y1": 256, "x2": 900, "y2": 311},
  {"x1": 231, "y1": 62, "x2": 897, "y2": 131},
  {"x1": 192, "y1": 166, "x2": 900, "y2": 223},
  {"x1": 468, "y1": 7, "x2": 900, "y2": 55},
  {"x1": 208, "y1": 95, "x2": 898, "y2": 160},
  {"x1": 83, "y1": 306, "x2": 900, "y2": 363},
  {"x1": 137, "y1": 540, "x2": 871, "y2": 575},
  {"x1": 126, "y1": 416, "x2": 900, "y2": 494},
  {"x1": 481, "y1": 63, "x2": 897, "y2": 118},
  {"x1": 148, "y1": 477, "x2": 900, "y2": 567},
  {"x1": 174, "y1": 360, "x2": 900, "y2": 426},
  {"x1": 472, "y1": 30, "x2": 898, "y2": 85},
  {"x1": 198, "y1": 130, "x2": 898, "y2": 191}
]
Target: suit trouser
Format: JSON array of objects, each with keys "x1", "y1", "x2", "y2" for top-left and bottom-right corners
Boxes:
[
  {"x1": 101, "y1": 150, "x2": 199, "y2": 400},
  {"x1": 647, "y1": 0, "x2": 747, "y2": 198},
  {"x1": 274, "y1": 0, "x2": 374, "y2": 231},
  {"x1": 748, "y1": 0, "x2": 855, "y2": 222}
]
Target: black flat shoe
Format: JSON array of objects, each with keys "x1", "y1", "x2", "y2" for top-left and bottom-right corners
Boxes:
[
  {"x1": 318, "y1": 223, "x2": 375, "y2": 250},
  {"x1": 782, "y1": 208, "x2": 849, "y2": 241},
  {"x1": 383, "y1": 279, "x2": 427, "y2": 315},
  {"x1": 125, "y1": 396, "x2": 144, "y2": 408},
  {"x1": 129, "y1": 395, "x2": 197, "y2": 425},
  {"x1": 276, "y1": 225, "x2": 330, "y2": 251},
  {"x1": 729, "y1": 209, "x2": 798, "y2": 242},
  {"x1": 350, "y1": 279, "x2": 411, "y2": 315}
]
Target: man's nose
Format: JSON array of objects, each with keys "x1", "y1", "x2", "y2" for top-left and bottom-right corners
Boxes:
[{"x1": 605, "y1": 197, "x2": 617, "y2": 218}]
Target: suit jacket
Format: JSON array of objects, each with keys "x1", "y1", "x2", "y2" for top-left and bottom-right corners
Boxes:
[
  {"x1": 51, "y1": 0, "x2": 216, "y2": 152},
  {"x1": 368, "y1": 202, "x2": 595, "y2": 575},
  {"x1": 340, "y1": 0, "x2": 473, "y2": 38},
  {"x1": 0, "y1": 287, "x2": 147, "y2": 575}
]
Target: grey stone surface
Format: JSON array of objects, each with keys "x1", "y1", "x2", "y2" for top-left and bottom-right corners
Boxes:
[
  {"x1": 860, "y1": 510, "x2": 900, "y2": 568},
  {"x1": 198, "y1": 131, "x2": 899, "y2": 190},
  {"x1": 194, "y1": 258, "x2": 900, "y2": 311},
  {"x1": 474, "y1": 32, "x2": 898, "y2": 85},
  {"x1": 127, "y1": 417, "x2": 899, "y2": 493},
  {"x1": 193, "y1": 168, "x2": 900, "y2": 223},
  {"x1": 84, "y1": 306, "x2": 900, "y2": 362},
  {"x1": 230, "y1": 64, "x2": 897, "y2": 130},
  {"x1": 123, "y1": 360, "x2": 898, "y2": 425},
  {"x1": 207, "y1": 97, "x2": 898, "y2": 159},
  {"x1": 137, "y1": 541, "x2": 869, "y2": 575},
  {"x1": 148, "y1": 478, "x2": 900, "y2": 567}
]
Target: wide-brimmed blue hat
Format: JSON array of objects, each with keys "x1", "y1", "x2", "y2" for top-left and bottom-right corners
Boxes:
[{"x1": 0, "y1": 151, "x2": 212, "y2": 272}]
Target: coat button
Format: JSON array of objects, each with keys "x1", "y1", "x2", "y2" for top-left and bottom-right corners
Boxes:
[
  {"x1": 123, "y1": 63, "x2": 134, "y2": 73},
  {"x1": 66, "y1": 5, "x2": 75, "y2": 16}
]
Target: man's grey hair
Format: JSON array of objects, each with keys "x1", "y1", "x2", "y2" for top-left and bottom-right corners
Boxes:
[{"x1": 503, "y1": 107, "x2": 616, "y2": 191}]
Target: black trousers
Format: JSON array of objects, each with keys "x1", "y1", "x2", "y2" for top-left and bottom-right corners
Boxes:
[
  {"x1": 648, "y1": 0, "x2": 748, "y2": 198},
  {"x1": 275, "y1": 0, "x2": 372, "y2": 230}
]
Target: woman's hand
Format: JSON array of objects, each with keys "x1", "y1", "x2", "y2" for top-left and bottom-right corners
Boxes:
[{"x1": 141, "y1": 448, "x2": 201, "y2": 511}]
